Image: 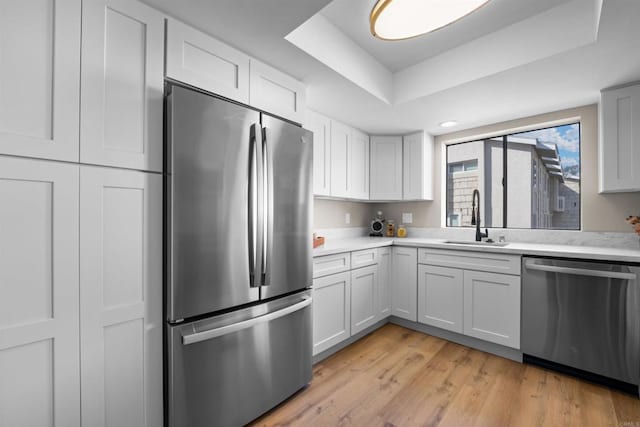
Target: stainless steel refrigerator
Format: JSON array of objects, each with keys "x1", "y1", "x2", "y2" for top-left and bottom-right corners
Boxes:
[{"x1": 164, "y1": 83, "x2": 313, "y2": 427}]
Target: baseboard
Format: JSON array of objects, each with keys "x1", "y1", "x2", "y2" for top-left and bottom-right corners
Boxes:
[
  {"x1": 312, "y1": 316, "x2": 522, "y2": 365},
  {"x1": 312, "y1": 318, "x2": 390, "y2": 364},
  {"x1": 388, "y1": 316, "x2": 523, "y2": 363}
]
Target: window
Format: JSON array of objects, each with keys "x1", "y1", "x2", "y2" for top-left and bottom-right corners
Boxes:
[{"x1": 446, "y1": 123, "x2": 581, "y2": 230}]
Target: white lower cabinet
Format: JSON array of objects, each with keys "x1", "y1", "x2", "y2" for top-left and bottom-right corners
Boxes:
[
  {"x1": 418, "y1": 249, "x2": 521, "y2": 349},
  {"x1": 417, "y1": 264, "x2": 463, "y2": 333},
  {"x1": 377, "y1": 247, "x2": 392, "y2": 319},
  {"x1": 0, "y1": 156, "x2": 80, "y2": 426},
  {"x1": 391, "y1": 247, "x2": 418, "y2": 321},
  {"x1": 79, "y1": 166, "x2": 163, "y2": 427},
  {"x1": 350, "y1": 265, "x2": 378, "y2": 335},
  {"x1": 312, "y1": 271, "x2": 351, "y2": 355},
  {"x1": 463, "y1": 270, "x2": 520, "y2": 348}
]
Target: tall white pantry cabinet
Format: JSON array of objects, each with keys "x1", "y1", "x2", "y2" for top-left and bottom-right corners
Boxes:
[{"x1": 0, "y1": 0, "x2": 162, "y2": 426}]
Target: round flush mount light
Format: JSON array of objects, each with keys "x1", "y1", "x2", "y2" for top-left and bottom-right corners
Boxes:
[
  {"x1": 370, "y1": 0, "x2": 491, "y2": 41},
  {"x1": 440, "y1": 120, "x2": 458, "y2": 128}
]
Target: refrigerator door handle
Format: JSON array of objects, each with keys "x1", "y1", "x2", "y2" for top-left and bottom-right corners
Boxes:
[
  {"x1": 249, "y1": 123, "x2": 264, "y2": 287},
  {"x1": 261, "y1": 125, "x2": 271, "y2": 286},
  {"x1": 181, "y1": 296, "x2": 312, "y2": 345}
]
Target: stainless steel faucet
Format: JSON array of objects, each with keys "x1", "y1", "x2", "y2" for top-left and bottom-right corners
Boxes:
[{"x1": 471, "y1": 189, "x2": 488, "y2": 242}]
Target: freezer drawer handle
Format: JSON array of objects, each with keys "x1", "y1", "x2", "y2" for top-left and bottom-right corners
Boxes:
[
  {"x1": 181, "y1": 297, "x2": 312, "y2": 345},
  {"x1": 524, "y1": 260, "x2": 637, "y2": 280}
]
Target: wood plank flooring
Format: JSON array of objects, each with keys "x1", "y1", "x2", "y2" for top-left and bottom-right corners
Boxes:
[{"x1": 250, "y1": 324, "x2": 640, "y2": 427}]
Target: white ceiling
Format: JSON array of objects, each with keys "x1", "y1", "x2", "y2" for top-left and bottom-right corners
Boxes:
[
  {"x1": 321, "y1": 0, "x2": 571, "y2": 71},
  {"x1": 140, "y1": 0, "x2": 640, "y2": 136}
]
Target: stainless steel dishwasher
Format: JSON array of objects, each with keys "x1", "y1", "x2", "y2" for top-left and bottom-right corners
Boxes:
[{"x1": 522, "y1": 256, "x2": 640, "y2": 395}]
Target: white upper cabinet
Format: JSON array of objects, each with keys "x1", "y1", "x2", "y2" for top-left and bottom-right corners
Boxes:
[
  {"x1": 599, "y1": 83, "x2": 640, "y2": 192},
  {"x1": 350, "y1": 129, "x2": 370, "y2": 200},
  {"x1": 0, "y1": 157, "x2": 80, "y2": 427},
  {"x1": 306, "y1": 110, "x2": 331, "y2": 196},
  {"x1": 249, "y1": 60, "x2": 306, "y2": 124},
  {"x1": 81, "y1": 0, "x2": 164, "y2": 172},
  {"x1": 330, "y1": 120, "x2": 351, "y2": 198},
  {"x1": 370, "y1": 136, "x2": 403, "y2": 200},
  {"x1": 403, "y1": 131, "x2": 434, "y2": 200},
  {"x1": 79, "y1": 166, "x2": 163, "y2": 427},
  {"x1": 165, "y1": 18, "x2": 250, "y2": 104},
  {"x1": 0, "y1": 0, "x2": 80, "y2": 162}
]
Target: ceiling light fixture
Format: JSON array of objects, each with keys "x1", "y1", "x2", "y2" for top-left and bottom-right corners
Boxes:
[
  {"x1": 440, "y1": 121, "x2": 458, "y2": 128},
  {"x1": 370, "y1": 0, "x2": 491, "y2": 41}
]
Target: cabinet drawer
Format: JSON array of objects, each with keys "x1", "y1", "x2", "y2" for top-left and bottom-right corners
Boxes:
[
  {"x1": 418, "y1": 248, "x2": 521, "y2": 275},
  {"x1": 351, "y1": 248, "x2": 378, "y2": 269},
  {"x1": 313, "y1": 252, "x2": 351, "y2": 278}
]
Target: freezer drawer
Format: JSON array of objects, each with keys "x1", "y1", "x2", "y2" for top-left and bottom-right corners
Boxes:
[
  {"x1": 167, "y1": 291, "x2": 312, "y2": 427},
  {"x1": 522, "y1": 257, "x2": 640, "y2": 386}
]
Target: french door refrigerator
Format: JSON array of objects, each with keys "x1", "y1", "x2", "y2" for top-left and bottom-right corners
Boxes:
[{"x1": 164, "y1": 83, "x2": 313, "y2": 427}]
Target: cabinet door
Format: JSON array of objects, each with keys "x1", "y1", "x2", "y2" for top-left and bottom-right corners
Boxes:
[
  {"x1": 250, "y1": 60, "x2": 306, "y2": 124},
  {"x1": 377, "y1": 247, "x2": 392, "y2": 319},
  {"x1": 370, "y1": 136, "x2": 402, "y2": 200},
  {"x1": 312, "y1": 272, "x2": 351, "y2": 355},
  {"x1": 165, "y1": 18, "x2": 250, "y2": 104},
  {"x1": 599, "y1": 84, "x2": 640, "y2": 192},
  {"x1": 330, "y1": 120, "x2": 351, "y2": 198},
  {"x1": 81, "y1": 0, "x2": 164, "y2": 171},
  {"x1": 350, "y1": 129, "x2": 370, "y2": 200},
  {"x1": 417, "y1": 265, "x2": 463, "y2": 333},
  {"x1": 391, "y1": 247, "x2": 418, "y2": 321},
  {"x1": 0, "y1": 0, "x2": 80, "y2": 161},
  {"x1": 306, "y1": 110, "x2": 331, "y2": 196},
  {"x1": 403, "y1": 132, "x2": 434, "y2": 200},
  {"x1": 351, "y1": 265, "x2": 378, "y2": 335},
  {"x1": 80, "y1": 166, "x2": 162, "y2": 427},
  {"x1": 0, "y1": 157, "x2": 80, "y2": 426},
  {"x1": 463, "y1": 270, "x2": 520, "y2": 349}
]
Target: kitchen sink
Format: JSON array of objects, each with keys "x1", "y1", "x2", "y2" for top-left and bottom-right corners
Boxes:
[{"x1": 442, "y1": 240, "x2": 509, "y2": 247}]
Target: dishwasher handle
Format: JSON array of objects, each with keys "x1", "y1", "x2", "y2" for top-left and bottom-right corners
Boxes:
[
  {"x1": 524, "y1": 259, "x2": 637, "y2": 281},
  {"x1": 182, "y1": 297, "x2": 312, "y2": 345}
]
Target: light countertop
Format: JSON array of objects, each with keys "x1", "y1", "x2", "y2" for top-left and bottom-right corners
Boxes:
[{"x1": 313, "y1": 236, "x2": 640, "y2": 263}]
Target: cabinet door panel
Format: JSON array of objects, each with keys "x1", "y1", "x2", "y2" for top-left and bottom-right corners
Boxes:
[
  {"x1": 599, "y1": 84, "x2": 640, "y2": 192},
  {"x1": 351, "y1": 265, "x2": 378, "y2": 335},
  {"x1": 80, "y1": 166, "x2": 162, "y2": 427},
  {"x1": 306, "y1": 110, "x2": 331, "y2": 196},
  {"x1": 250, "y1": 60, "x2": 306, "y2": 124},
  {"x1": 350, "y1": 129, "x2": 370, "y2": 200},
  {"x1": 391, "y1": 247, "x2": 417, "y2": 321},
  {"x1": 403, "y1": 132, "x2": 434, "y2": 200},
  {"x1": 0, "y1": 157, "x2": 80, "y2": 426},
  {"x1": 417, "y1": 265, "x2": 463, "y2": 333},
  {"x1": 166, "y1": 18, "x2": 250, "y2": 104},
  {"x1": 330, "y1": 120, "x2": 350, "y2": 198},
  {"x1": 463, "y1": 270, "x2": 520, "y2": 349},
  {"x1": 378, "y1": 248, "x2": 392, "y2": 319},
  {"x1": 0, "y1": 0, "x2": 80, "y2": 161},
  {"x1": 370, "y1": 136, "x2": 402, "y2": 200},
  {"x1": 81, "y1": 0, "x2": 164, "y2": 171},
  {"x1": 312, "y1": 272, "x2": 351, "y2": 355}
]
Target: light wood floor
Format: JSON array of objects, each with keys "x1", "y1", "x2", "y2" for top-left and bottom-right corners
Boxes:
[{"x1": 250, "y1": 323, "x2": 640, "y2": 427}]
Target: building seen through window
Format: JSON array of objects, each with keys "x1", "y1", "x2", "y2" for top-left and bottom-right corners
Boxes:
[{"x1": 446, "y1": 123, "x2": 580, "y2": 230}]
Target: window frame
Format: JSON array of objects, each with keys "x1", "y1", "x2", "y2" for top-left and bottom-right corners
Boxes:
[{"x1": 444, "y1": 121, "x2": 581, "y2": 230}]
